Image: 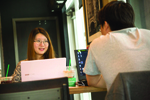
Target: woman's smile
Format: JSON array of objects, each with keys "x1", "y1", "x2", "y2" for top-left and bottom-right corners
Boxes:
[{"x1": 39, "y1": 48, "x2": 45, "y2": 51}]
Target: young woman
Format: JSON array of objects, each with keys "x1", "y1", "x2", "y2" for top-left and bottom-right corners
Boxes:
[{"x1": 12, "y1": 27, "x2": 55, "y2": 82}]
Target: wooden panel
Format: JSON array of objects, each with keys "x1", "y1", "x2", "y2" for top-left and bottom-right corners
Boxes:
[{"x1": 69, "y1": 86, "x2": 107, "y2": 94}]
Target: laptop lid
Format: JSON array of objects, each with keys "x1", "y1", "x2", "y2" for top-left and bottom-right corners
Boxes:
[
  {"x1": 21, "y1": 58, "x2": 66, "y2": 82},
  {"x1": 74, "y1": 49, "x2": 88, "y2": 81}
]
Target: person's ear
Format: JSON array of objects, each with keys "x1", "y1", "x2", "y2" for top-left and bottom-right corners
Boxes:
[
  {"x1": 104, "y1": 21, "x2": 111, "y2": 32},
  {"x1": 101, "y1": 21, "x2": 111, "y2": 35}
]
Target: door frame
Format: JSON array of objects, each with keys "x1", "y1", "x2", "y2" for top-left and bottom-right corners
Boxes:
[
  {"x1": 12, "y1": 17, "x2": 62, "y2": 66},
  {"x1": 0, "y1": 13, "x2": 5, "y2": 77}
]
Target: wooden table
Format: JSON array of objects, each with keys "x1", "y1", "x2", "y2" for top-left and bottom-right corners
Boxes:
[{"x1": 69, "y1": 86, "x2": 107, "y2": 94}]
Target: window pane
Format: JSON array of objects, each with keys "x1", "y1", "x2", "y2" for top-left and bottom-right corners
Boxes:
[{"x1": 128, "y1": 0, "x2": 150, "y2": 29}]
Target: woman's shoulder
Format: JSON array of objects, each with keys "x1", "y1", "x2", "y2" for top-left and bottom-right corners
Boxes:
[
  {"x1": 21, "y1": 59, "x2": 28, "y2": 62},
  {"x1": 17, "y1": 59, "x2": 28, "y2": 65}
]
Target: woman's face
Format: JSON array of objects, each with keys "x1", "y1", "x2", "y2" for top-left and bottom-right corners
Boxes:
[{"x1": 33, "y1": 33, "x2": 49, "y2": 59}]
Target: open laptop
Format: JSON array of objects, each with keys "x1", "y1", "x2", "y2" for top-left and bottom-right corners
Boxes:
[
  {"x1": 21, "y1": 58, "x2": 66, "y2": 82},
  {"x1": 74, "y1": 49, "x2": 88, "y2": 84}
]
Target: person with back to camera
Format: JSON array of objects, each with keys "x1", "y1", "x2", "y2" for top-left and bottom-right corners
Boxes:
[
  {"x1": 12, "y1": 27, "x2": 55, "y2": 82},
  {"x1": 83, "y1": 1, "x2": 150, "y2": 91}
]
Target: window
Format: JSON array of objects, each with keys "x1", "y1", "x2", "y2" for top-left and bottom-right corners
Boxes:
[{"x1": 127, "y1": 0, "x2": 150, "y2": 29}]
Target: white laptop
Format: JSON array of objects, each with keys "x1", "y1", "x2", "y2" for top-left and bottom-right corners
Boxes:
[{"x1": 21, "y1": 58, "x2": 66, "y2": 82}]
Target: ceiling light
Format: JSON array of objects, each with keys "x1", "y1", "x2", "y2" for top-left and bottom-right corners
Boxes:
[{"x1": 56, "y1": 1, "x2": 64, "y2": 4}]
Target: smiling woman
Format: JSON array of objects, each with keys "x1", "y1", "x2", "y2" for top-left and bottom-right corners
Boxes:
[
  {"x1": 33, "y1": 33, "x2": 49, "y2": 59},
  {"x1": 11, "y1": 27, "x2": 56, "y2": 83},
  {"x1": 27, "y1": 27, "x2": 55, "y2": 60}
]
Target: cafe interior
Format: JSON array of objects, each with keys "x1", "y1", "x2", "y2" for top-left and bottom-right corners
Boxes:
[{"x1": 0, "y1": 0, "x2": 150, "y2": 100}]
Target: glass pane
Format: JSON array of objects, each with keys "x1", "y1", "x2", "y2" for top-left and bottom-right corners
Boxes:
[{"x1": 128, "y1": 0, "x2": 150, "y2": 29}]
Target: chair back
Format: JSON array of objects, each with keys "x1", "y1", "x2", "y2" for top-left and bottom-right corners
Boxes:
[
  {"x1": 105, "y1": 71, "x2": 150, "y2": 100},
  {"x1": 0, "y1": 77, "x2": 70, "y2": 100}
]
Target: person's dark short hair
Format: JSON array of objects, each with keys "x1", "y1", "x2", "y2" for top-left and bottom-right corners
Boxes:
[{"x1": 98, "y1": 1, "x2": 135, "y2": 31}]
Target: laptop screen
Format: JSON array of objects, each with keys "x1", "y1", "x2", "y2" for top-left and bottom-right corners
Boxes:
[
  {"x1": 21, "y1": 58, "x2": 66, "y2": 82},
  {"x1": 74, "y1": 49, "x2": 88, "y2": 81}
]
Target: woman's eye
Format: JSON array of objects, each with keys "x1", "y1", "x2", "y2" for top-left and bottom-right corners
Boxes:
[{"x1": 37, "y1": 40, "x2": 41, "y2": 42}]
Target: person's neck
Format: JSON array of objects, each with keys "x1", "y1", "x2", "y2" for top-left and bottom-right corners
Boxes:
[{"x1": 36, "y1": 55, "x2": 44, "y2": 60}]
